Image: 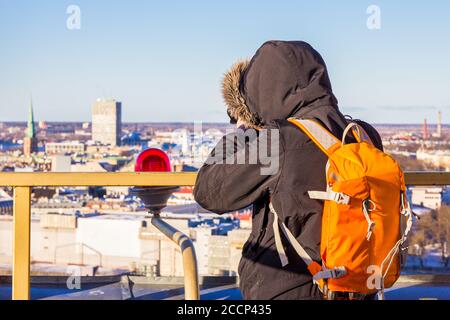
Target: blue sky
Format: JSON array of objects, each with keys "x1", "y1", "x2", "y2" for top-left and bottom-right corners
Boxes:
[{"x1": 1, "y1": 0, "x2": 449, "y2": 124}]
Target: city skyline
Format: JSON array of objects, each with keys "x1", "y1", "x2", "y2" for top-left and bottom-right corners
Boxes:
[
  {"x1": 1, "y1": 99, "x2": 447, "y2": 126},
  {"x1": 1, "y1": 1, "x2": 450, "y2": 124}
]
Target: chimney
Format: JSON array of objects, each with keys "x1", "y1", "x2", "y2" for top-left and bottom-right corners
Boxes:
[
  {"x1": 437, "y1": 111, "x2": 442, "y2": 138},
  {"x1": 423, "y1": 118, "x2": 429, "y2": 140}
]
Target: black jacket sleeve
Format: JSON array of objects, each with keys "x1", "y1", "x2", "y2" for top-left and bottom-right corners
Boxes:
[{"x1": 194, "y1": 127, "x2": 281, "y2": 214}]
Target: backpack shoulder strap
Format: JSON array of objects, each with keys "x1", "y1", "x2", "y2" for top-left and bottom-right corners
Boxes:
[
  {"x1": 288, "y1": 118, "x2": 341, "y2": 156},
  {"x1": 343, "y1": 122, "x2": 374, "y2": 146}
]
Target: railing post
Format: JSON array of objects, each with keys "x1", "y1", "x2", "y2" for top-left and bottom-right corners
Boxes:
[
  {"x1": 151, "y1": 216, "x2": 200, "y2": 300},
  {"x1": 12, "y1": 186, "x2": 31, "y2": 300}
]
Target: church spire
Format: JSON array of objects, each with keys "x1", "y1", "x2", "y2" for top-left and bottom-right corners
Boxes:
[
  {"x1": 27, "y1": 98, "x2": 36, "y2": 138},
  {"x1": 23, "y1": 97, "x2": 38, "y2": 157}
]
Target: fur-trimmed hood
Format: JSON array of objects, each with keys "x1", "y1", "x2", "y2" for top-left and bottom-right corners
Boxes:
[
  {"x1": 222, "y1": 41, "x2": 339, "y2": 128},
  {"x1": 222, "y1": 60, "x2": 263, "y2": 129}
]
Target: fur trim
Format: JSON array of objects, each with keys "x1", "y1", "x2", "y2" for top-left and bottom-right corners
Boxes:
[{"x1": 222, "y1": 60, "x2": 263, "y2": 129}]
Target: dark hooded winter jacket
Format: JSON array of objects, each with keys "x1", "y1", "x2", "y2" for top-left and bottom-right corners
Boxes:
[{"x1": 194, "y1": 41, "x2": 382, "y2": 300}]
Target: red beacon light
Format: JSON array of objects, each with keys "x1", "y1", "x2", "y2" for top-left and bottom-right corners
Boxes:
[
  {"x1": 135, "y1": 148, "x2": 172, "y2": 172},
  {"x1": 131, "y1": 148, "x2": 179, "y2": 215}
]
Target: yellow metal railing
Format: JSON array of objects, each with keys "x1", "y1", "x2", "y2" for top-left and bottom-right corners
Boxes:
[
  {"x1": 0, "y1": 172, "x2": 197, "y2": 300},
  {"x1": 0, "y1": 171, "x2": 449, "y2": 300}
]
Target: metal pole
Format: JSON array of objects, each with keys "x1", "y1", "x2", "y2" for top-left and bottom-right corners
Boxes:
[
  {"x1": 12, "y1": 187, "x2": 31, "y2": 300},
  {"x1": 151, "y1": 215, "x2": 199, "y2": 300}
]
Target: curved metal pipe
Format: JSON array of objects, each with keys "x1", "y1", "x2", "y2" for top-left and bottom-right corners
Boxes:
[{"x1": 151, "y1": 215, "x2": 200, "y2": 300}]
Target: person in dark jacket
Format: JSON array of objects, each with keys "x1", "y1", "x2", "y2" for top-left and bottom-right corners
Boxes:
[{"x1": 194, "y1": 41, "x2": 382, "y2": 300}]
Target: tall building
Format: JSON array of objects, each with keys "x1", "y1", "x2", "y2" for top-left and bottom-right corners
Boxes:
[
  {"x1": 91, "y1": 99, "x2": 122, "y2": 146},
  {"x1": 23, "y1": 100, "x2": 38, "y2": 157}
]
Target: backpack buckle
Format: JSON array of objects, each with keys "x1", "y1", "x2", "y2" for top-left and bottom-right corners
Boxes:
[
  {"x1": 366, "y1": 221, "x2": 376, "y2": 240},
  {"x1": 313, "y1": 266, "x2": 347, "y2": 281},
  {"x1": 330, "y1": 266, "x2": 347, "y2": 278},
  {"x1": 363, "y1": 199, "x2": 376, "y2": 241},
  {"x1": 308, "y1": 190, "x2": 350, "y2": 204},
  {"x1": 333, "y1": 192, "x2": 350, "y2": 205}
]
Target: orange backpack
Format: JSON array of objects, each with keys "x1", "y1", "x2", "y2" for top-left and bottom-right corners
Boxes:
[{"x1": 270, "y1": 118, "x2": 413, "y2": 300}]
